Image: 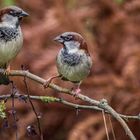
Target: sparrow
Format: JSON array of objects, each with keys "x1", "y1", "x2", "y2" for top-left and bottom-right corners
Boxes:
[
  {"x1": 0, "y1": 6, "x2": 29, "y2": 85},
  {"x1": 45, "y1": 32, "x2": 92, "y2": 94}
]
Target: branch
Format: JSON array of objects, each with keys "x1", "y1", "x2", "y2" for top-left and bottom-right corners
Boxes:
[
  {"x1": 10, "y1": 82, "x2": 18, "y2": 140},
  {"x1": 0, "y1": 93, "x2": 139, "y2": 121},
  {"x1": 23, "y1": 74, "x2": 43, "y2": 140},
  {"x1": 0, "y1": 69, "x2": 139, "y2": 140}
]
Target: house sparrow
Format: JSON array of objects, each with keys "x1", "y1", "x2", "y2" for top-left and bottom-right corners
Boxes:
[
  {"x1": 0, "y1": 6, "x2": 29, "y2": 85},
  {"x1": 45, "y1": 32, "x2": 92, "y2": 93}
]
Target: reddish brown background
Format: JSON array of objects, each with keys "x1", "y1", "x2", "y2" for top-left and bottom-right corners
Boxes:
[{"x1": 0, "y1": 0, "x2": 140, "y2": 140}]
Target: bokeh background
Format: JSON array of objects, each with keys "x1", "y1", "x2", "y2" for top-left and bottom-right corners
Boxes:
[{"x1": 0, "y1": 0, "x2": 140, "y2": 140}]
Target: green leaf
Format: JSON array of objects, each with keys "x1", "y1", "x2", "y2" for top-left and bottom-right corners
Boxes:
[{"x1": 0, "y1": 101, "x2": 6, "y2": 119}]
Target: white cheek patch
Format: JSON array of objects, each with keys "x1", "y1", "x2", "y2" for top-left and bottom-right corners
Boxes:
[
  {"x1": 1, "y1": 14, "x2": 18, "y2": 28},
  {"x1": 64, "y1": 41, "x2": 80, "y2": 51},
  {"x1": 68, "y1": 48, "x2": 78, "y2": 53}
]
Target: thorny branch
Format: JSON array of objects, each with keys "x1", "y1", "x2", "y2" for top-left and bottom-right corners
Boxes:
[{"x1": 0, "y1": 69, "x2": 139, "y2": 140}]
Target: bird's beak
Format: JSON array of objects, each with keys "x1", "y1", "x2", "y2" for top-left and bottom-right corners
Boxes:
[
  {"x1": 20, "y1": 11, "x2": 29, "y2": 17},
  {"x1": 53, "y1": 35, "x2": 64, "y2": 43}
]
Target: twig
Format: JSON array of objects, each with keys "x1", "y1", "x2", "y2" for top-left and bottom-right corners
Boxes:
[
  {"x1": 0, "y1": 93, "x2": 140, "y2": 121},
  {"x1": 1, "y1": 93, "x2": 139, "y2": 122},
  {"x1": 102, "y1": 110, "x2": 110, "y2": 140},
  {"x1": 0, "y1": 69, "x2": 138, "y2": 140},
  {"x1": 99, "y1": 99, "x2": 136, "y2": 140},
  {"x1": 23, "y1": 75, "x2": 43, "y2": 140},
  {"x1": 108, "y1": 115, "x2": 116, "y2": 140},
  {"x1": 10, "y1": 82, "x2": 18, "y2": 140},
  {"x1": 0, "y1": 93, "x2": 139, "y2": 121}
]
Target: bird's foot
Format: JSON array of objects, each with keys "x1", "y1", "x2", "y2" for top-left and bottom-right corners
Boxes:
[
  {"x1": 0, "y1": 66, "x2": 10, "y2": 85},
  {"x1": 71, "y1": 88, "x2": 81, "y2": 98},
  {"x1": 43, "y1": 75, "x2": 61, "y2": 88},
  {"x1": 43, "y1": 78, "x2": 52, "y2": 88},
  {"x1": 4, "y1": 65, "x2": 11, "y2": 75}
]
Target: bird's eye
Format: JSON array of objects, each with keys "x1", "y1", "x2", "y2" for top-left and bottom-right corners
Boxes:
[
  {"x1": 63, "y1": 36, "x2": 72, "y2": 41},
  {"x1": 9, "y1": 10, "x2": 21, "y2": 16},
  {"x1": 9, "y1": 10, "x2": 17, "y2": 16},
  {"x1": 9, "y1": 11, "x2": 14, "y2": 14}
]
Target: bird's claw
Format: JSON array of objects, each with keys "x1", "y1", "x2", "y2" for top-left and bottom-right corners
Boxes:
[
  {"x1": 43, "y1": 78, "x2": 51, "y2": 89},
  {"x1": 4, "y1": 69, "x2": 10, "y2": 75},
  {"x1": 71, "y1": 88, "x2": 81, "y2": 99},
  {"x1": 4, "y1": 66, "x2": 11, "y2": 75},
  {"x1": 43, "y1": 75, "x2": 61, "y2": 89}
]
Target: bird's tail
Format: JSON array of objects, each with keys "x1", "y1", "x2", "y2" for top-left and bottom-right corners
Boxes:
[{"x1": 0, "y1": 73, "x2": 10, "y2": 85}]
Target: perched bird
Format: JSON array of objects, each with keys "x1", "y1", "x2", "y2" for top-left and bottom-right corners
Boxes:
[
  {"x1": 0, "y1": 6, "x2": 28, "y2": 85},
  {"x1": 48, "y1": 32, "x2": 92, "y2": 93}
]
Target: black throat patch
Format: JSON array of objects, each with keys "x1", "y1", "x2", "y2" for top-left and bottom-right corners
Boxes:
[
  {"x1": 61, "y1": 49, "x2": 81, "y2": 66},
  {"x1": 0, "y1": 27, "x2": 19, "y2": 42}
]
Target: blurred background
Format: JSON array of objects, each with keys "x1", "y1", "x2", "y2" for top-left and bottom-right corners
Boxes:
[{"x1": 0, "y1": 0, "x2": 140, "y2": 140}]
